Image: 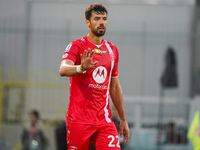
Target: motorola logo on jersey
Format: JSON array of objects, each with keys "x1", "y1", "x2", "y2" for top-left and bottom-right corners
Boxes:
[{"x1": 93, "y1": 66, "x2": 107, "y2": 83}]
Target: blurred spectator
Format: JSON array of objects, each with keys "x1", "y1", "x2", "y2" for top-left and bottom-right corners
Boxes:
[
  {"x1": 166, "y1": 122, "x2": 176, "y2": 144},
  {"x1": 166, "y1": 122, "x2": 187, "y2": 144},
  {"x1": 177, "y1": 126, "x2": 187, "y2": 144},
  {"x1": 55, "y1": 120, "x2": 68, "y2": 150},
  {"x1": 21, "y1": 109, "x2": 48, "y2": 150}
]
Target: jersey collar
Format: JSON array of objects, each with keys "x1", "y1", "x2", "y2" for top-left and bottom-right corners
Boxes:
[{"x1": 85, "y1": 36, "x2": 105, "y2": 48}]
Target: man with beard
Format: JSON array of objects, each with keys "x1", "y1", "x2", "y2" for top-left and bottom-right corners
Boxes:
[{"x1": 59, "y1": 3, "x2": 130, "y2": 150}]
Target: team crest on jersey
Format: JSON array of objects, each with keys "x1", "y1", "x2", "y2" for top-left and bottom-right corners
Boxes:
[
  {"x1": 65, "y1": 44, "x2": 72, "y2": 52},
  {"x1": 93, "y1": 48, "x2": 107, "y2": 54},
  {"x1": 92, "y1": 66, "x2": 107, "y2": 83}
]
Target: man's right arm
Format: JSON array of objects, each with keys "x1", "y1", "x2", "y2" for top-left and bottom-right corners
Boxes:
[
  {"x1": 59, "y1": 60, "x2": 83, "y2": 77},
  {"x1": 59, "y1": 49, "x2": 98, "y2": 77}
]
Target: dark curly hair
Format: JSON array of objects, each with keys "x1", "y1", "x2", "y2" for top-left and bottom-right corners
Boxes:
[{"x1": 85, "y1": 3, "x2": 108, "y2": 21}]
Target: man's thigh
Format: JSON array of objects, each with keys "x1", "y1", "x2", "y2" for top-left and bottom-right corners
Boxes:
[
  {"x1": 66, "y1": 122, "x2": 95, "y2": 150},
  {"x1": 92, "y1": 122, "x2": 121, "y2": 150}
]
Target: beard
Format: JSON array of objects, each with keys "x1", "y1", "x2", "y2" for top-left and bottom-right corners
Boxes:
[{"x1": 91, "y1": 25, "x2": 106, "y2": 37}]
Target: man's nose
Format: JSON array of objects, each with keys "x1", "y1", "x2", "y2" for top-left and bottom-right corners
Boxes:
[{"x1": 99, "y1": 19, "x2": 106, "y2": 25}]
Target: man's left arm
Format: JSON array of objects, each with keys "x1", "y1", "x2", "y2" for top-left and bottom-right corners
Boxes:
[{"x1": 110, "y1": 77, "x2": 130, "y2": 144}]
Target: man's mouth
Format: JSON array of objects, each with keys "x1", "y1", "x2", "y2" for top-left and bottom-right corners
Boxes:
[{"x1": 98, "y1": 26, "x2": 105, "y2": 31}]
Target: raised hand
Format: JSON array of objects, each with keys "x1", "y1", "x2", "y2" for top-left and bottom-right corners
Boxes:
[{"x1": 80, "y1": 48, "x2": 98, "y2": 71}]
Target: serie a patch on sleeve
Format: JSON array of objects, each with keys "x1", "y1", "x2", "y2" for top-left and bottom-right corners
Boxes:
[{"x1": 65, "y1": 44, "x2": 72, "y2": 52}]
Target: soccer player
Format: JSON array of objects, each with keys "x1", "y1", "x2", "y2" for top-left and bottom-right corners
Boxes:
[{"x1": 59, "y1": 3, "x2": 130, "y2": 150}]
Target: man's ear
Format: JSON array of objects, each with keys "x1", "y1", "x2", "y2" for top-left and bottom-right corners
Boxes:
[{"x1": 85, "y1": 19, "x2": 90, "y2": 28}]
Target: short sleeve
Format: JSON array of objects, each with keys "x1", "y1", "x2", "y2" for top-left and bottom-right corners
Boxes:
[
  {"x1": 60, "y1": 43, "x2": 80, "y2": 64},
  {"x1": 111, "y1": 47, "x2": 119, "y2": 77}
]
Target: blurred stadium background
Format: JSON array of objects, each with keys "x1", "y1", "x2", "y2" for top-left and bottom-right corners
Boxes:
[{"x1": 0, "y1": 0, "x2": 200, "y2": 150}]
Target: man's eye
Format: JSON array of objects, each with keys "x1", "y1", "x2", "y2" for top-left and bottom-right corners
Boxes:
[{"x1": 94, "y1": 18, "x2": 99, "y2": 20}]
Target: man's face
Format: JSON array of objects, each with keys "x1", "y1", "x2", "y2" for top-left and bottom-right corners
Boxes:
[
  {"x1": 88, "y1": 11, "x2": 107, "y2": 37},
  {"x1": 29, "y1": 113, "x2": 38, "y2": 124}
]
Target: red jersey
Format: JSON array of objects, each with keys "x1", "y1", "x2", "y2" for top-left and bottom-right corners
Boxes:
[{"x1": 61, "y1": 36, "x2": 119, "y2": 125}]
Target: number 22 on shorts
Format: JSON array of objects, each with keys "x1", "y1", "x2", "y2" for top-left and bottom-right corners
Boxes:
[{"x1": 108, "y1": 135, "x2": 120, "y2": 148}]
